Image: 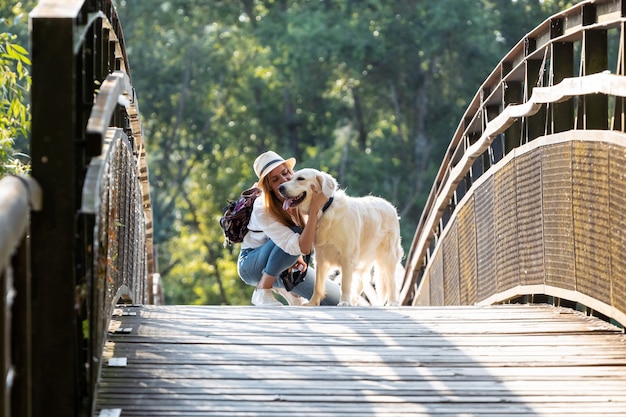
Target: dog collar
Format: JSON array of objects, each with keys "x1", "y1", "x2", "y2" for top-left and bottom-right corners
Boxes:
[{"x1": 322, "y1": 196, "x2": 334, "y2": 213}]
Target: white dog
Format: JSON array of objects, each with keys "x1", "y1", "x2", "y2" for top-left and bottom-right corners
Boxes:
[{"x1": 279, "y1": 168, "x2": 403, "y2": 306}]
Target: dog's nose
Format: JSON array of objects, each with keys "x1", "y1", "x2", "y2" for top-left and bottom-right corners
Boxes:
[{"x1": 278, "y1": 184, "x2": 285, "y2": 193}]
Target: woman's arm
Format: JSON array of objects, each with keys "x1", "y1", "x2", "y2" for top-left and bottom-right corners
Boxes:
[{"x1": 257, "y1": 200, "x2": 303, "y2": 256}]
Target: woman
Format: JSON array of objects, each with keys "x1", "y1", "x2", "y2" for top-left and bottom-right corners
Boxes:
[{"x1": 237, "y1": 150, "x2": 341, "y2": 306}]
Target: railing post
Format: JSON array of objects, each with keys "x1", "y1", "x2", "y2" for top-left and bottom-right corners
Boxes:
[
  {"x1": 525, "y1": 59, "x2": 545, "y2": 141},
  {"x1": 30, "y1": 2, "x2": 84, "y2": 416},
  {"x1": 584, "y1": 29, "x2": 609, "y2": 130},
  {"x1": 551, "y1": 42, "x2": 574, "y2": 133},
  {"x1": 503, "y1": 81, "x2": 522, "y2": 153}
]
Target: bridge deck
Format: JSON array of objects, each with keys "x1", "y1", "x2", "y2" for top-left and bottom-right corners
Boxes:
[{"x1": 93, "y1": 304, "x2": 626, "y2": 416}]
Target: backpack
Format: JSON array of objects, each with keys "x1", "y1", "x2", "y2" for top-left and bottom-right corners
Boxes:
[{"x1": 219, "y1": 186, "x2": 262, "y2": 246}]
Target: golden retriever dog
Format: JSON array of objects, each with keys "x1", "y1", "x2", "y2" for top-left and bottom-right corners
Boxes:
[{"x1": 279, "y1": 168, "x2": 403, "y2": 306}]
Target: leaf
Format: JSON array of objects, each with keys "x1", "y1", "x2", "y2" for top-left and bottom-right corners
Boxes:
[
  {"x1": 9, "y1": 97, "x2": 18, "y2": 117},
  {"x1": 10, "y1": 43, "x2": 27, "y2": 56},
  {"x1": 5, "y1": 43, "x2": 19, "y2": 60},
  {"x1": 18, "y1": 54, "x2": 30, "y2": 66}
]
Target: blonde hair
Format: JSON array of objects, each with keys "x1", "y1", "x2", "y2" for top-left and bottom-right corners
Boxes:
[{"x1": 261, "y1": 174, "x2": 305, "y2": 229}]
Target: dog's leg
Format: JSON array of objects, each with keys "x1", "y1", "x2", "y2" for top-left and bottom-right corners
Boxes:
[
  {"x1": 387, "y1": 237, "x2": 404, "y2": 306},
  {"x1": 306, "y1": 258, "x2": 330, "y2": 306},
  {"x1": 389, "y1": 263, "x2": 404, "y2": 306},
  {"x1": 353, "y1": 265, "x2": 372, "y2": 305},
  {"x1": 376, "y1": 255, "x2": 400, "y2": 306},
  {"x1": 338, "y1": 262, "x2": 356, "y2": 306}
]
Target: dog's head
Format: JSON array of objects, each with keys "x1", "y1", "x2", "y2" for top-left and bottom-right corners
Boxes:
[{"x1": 278, "y1": 168, "x2": 337, "y2": 214}]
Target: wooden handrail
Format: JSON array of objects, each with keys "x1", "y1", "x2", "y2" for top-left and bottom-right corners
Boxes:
[{"x1": 0, "y1": 176, "x2": 42, "y2": 266}]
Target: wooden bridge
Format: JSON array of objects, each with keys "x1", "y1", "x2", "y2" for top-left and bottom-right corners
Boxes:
[{"x1": 1, "y1": 0, "x2": 626, "y2": 416}]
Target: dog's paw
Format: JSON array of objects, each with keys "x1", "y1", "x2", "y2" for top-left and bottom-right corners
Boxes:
[
  {"x1": 304, "y1": 299, "x2": 322, "y2": 306},
  {"x1": 337, "y1": 301, "x2": 353, "y2": 307}
]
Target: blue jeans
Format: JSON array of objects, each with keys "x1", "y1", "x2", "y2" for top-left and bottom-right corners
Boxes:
[{"x1": 238, "y1": 241, "x2": 340, "y2": 306}]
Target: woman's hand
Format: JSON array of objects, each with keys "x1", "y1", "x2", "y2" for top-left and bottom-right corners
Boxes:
[
  {"x1": 309, "y1": 184, "x2": 329, "y2": 213},
  {"x1": 292, "y1": 256, "x2": 308, "y2": 273}
]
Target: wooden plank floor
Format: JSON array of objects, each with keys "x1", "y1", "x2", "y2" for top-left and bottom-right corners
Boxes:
[{"x1": 93, "y1": 304, "x2": 626, "y2": 416}]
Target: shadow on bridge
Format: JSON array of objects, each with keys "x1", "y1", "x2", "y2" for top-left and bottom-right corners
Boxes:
[{"x1": 92, "y1": 304, "x2": 626, "y2": 416}]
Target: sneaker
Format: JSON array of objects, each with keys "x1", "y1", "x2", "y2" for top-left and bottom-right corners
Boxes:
[
  {"x1": 251, "y1": 288, "x2": 283, "y2": 306},
  {"x1": 273, "y1": 287, "x2": 308, "y2": 306}
]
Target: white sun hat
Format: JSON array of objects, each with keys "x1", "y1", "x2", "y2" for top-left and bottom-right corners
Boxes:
[{"x1": 253, "y1": 151, "x2": 296, "y2": 184}]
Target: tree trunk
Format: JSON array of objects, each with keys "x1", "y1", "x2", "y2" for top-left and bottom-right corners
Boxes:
[
  {"x1": 283, "y1": 86, "x2": 300, "y2": 160},
  {"x1": 352, "y1": 87, "x2": 367, "y2": 149}
]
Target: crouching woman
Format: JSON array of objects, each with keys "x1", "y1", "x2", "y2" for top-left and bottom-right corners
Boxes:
[{"x1": 237, "y1": 151, "x2": 340, "y2": 306}]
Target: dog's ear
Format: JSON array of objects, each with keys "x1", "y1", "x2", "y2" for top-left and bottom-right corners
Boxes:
[{"x1": 316, "y1": 172, "x2": 337, "y2": 197}]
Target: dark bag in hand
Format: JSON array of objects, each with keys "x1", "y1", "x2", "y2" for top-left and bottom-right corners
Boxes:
[{"x1": 280, "y1": 254, "x2": 310, "y2": 291}]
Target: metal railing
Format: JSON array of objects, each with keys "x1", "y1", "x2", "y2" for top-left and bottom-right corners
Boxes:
[
  {"x1": 401, "y1": 0, "x2": 626, "y2": 327},
  {"x1": 13, "y1": 0, "x2": 160, "y2": 415}
]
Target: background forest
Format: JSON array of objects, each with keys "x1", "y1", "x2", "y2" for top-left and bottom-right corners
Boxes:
[{"x1": 1, "y1": 0, "x2": 573, "y2": 305}]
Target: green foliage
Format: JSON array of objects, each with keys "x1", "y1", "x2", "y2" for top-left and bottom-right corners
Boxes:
[
  {"x1": 114, "y1": 0, "x2": 567, "y2": 305},
  {"x1": 0, "y1": 31, "x2": 30, "y2": 176},
  {"x1": 0, "y1": 0, "x2": 34, "y2": 44},
  {"x1": 0, "y1": 0, "x2": 35, "y2": 177}
]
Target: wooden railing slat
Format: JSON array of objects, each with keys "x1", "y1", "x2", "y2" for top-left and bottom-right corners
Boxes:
[
  {"x1": 0, "y1": 177, "x2": 41, "y2": 265},
  {"x1": 0, "y1": 176, "x2": 41, "y2": 417}
]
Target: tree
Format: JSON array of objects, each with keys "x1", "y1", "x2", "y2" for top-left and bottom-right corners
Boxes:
[
  {"x1": 115, "y1": 0, "x2": 567, "y2": 304},
  {"x1": 0, "y1": 31, "x2": 30, "y2": 176},
  {"x1": 0, "y1": 0, "x2": 36, "y2": 177}
]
